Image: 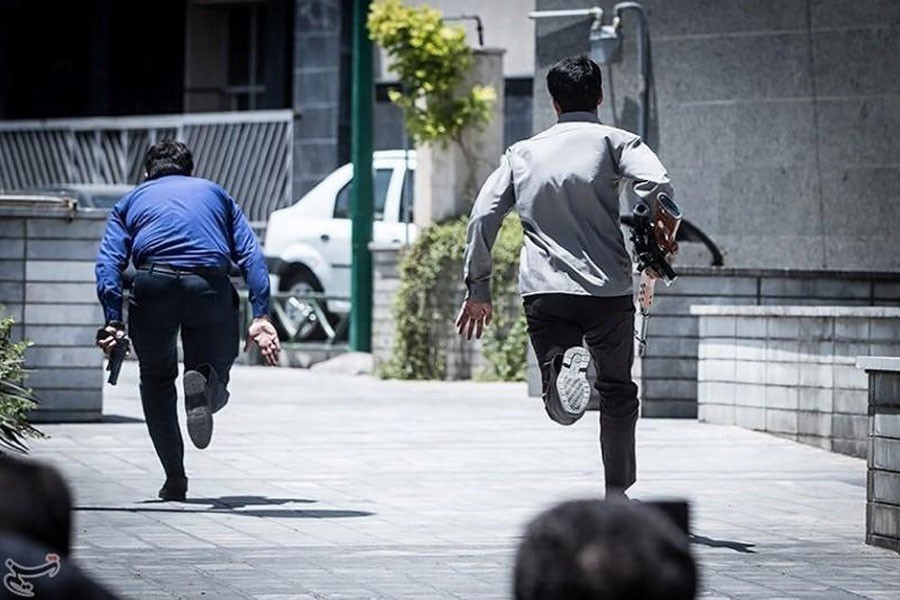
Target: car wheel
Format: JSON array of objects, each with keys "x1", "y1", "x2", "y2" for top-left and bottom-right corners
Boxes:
[{"x1": 280, "y1": 271, "x2": 326, "y2": 341}]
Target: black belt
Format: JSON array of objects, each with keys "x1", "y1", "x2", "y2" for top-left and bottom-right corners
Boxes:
[{"x1": 138, "y1": 263, "x2": 228, "y2": 277}]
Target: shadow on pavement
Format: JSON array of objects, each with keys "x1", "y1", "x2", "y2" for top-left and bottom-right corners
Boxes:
[
  {"x1": 76, "y1": 505, "x2": 374, "y2": 519},
  {"x1": 140, "y1": 495, "x2": 317, "y2": 509},
  {"x1": 690, "y1": 534, "x2": 756, "y2": 554},
  {"x1": 76, "y1": 496, "x2": 373, "y2": 518},
  {"x1": 101, "y1": 414, "x2": 145, "y2": 424}
]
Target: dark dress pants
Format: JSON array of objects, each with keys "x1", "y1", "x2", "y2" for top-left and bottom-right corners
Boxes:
[
  {"x1": 523, "y1": 293, "x2": 639, "y2": 491},
  {"x1": 128, "y1": 269, "x2": 240, "y2": 478}
]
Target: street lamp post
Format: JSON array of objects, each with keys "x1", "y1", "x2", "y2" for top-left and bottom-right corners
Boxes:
[{"x1": 350, "y1": 0, "x2": 374, "y2": 352}]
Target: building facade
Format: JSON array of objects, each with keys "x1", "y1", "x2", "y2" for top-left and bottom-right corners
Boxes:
[{"x1": 0, "y1": 0, "x2": 537, "y2": 203}]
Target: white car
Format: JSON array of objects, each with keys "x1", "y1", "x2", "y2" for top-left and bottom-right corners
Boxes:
[{"x1": 264, "y1": 150, "x2": 418, "y2": 338}]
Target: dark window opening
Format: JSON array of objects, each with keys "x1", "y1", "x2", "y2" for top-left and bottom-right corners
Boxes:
[{"x1": 185, "y1": 0, "x2": 291, "y2": 113}]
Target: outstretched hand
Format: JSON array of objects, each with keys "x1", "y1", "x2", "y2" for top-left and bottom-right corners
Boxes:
[
  {"x1": 245, "y1": 317, "x2": 281, "y2": 366},
  {"x1": 455, "y1": 299, "x2": 493, "y2": 341}
]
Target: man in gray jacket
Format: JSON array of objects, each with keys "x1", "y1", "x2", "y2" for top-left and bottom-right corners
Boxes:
[{"x1": 456, "y1": 54, "x2": 674, "y2": 497}]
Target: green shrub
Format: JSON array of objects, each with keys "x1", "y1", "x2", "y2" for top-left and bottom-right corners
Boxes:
[
  {"x1": 0, "y1": 312, "x2": 43, "y2": 454},
  {"x1": 381, "y1": 216, "x2": 527, "y2": 381}
]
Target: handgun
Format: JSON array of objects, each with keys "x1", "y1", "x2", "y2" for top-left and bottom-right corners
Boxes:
[{"x1": 96, "y1": 327, "x2": 130, "y2": 386}]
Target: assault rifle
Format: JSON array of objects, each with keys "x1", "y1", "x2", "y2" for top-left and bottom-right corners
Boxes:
[{"x1": 630, "y1": 192, "x2": 683, "y2": 356}]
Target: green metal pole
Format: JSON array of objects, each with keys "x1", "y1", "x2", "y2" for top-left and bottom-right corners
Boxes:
[{"x1": 350, "y1": 0, "x2": 374, "y2": 352}]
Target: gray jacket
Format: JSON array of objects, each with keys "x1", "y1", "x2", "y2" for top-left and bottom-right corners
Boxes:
[{"x1": 463, "y1": 111, "x2": 673, "y2": 303}]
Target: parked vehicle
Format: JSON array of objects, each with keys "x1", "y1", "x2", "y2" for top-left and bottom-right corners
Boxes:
[{"x1": 264, "y1": 150, "x2": 417, "y2": 338}]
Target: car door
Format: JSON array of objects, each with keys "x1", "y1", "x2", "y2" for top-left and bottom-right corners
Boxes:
[
  {"x1": 375, "y1": 161, "x2": 418, "y2": 248},
  {"x1": 324, "y1": 167, "x2": 395, "y2": 299}
]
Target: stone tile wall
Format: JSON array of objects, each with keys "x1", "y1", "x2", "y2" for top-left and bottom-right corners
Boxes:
[
  {"x1": 0, "y1": 210, "x2": 107, "y2": 422},
  {"x1": 293, "y1": 0, "x2": 345, "y2": 197},
  {"x1": 534, "y1": 0, "x2": 900, "y2": 273}
]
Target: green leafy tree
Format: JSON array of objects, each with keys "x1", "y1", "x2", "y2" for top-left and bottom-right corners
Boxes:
[
  {"x1": 0, "y1": 313, "x2": 43, "y2": 454},
  {"x1": 368, "y1": 0, "x2": 495, "y2": 146}
]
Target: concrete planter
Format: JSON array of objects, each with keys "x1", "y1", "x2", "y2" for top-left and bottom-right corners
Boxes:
[
  {"x1": 0, "y1": 205, "x2": 107, "y2": 422},
  {"x1": 694, "y1": 306, "x2": 900, "y2": 458}
]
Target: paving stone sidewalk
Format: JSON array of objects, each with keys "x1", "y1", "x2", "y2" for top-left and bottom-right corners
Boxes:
[{"x1": 26, "y1": 363, "x2": 900, "y2": 599}]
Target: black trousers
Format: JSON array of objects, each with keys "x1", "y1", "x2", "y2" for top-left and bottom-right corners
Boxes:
[
  {"x1": 523, "y1": 293, "x2": 639, "y2": 491},
  {"x1": 128, "y1": 268, "x2": 239, "y2": 478}
]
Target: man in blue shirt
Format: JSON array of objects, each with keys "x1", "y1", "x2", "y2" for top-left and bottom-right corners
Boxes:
[{"x1": 95, "y1": 140, "x2": 280, "y2": 501}]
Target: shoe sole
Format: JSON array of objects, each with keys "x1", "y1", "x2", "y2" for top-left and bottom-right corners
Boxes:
[
  {"x1": 556, "y1": 347, "x2": 591, "y2": 417},
  {"x1": 184, "y1": 370, "x2": 213, "y2": 449}
]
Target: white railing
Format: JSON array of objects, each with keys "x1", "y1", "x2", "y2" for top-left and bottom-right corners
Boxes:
[{"x1": 0, "y1": 110, "x2": 293, "y2": 223}]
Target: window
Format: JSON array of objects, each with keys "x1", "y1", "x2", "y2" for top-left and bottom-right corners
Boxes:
[
  {"x1": 333, "y1": 169, "x2": 393, "y2": 220},
  {"x1": 400, "y1": 167, "x2": 414, "y2": 224},
  {"x1": 184, "y1": 0, "x2": 290, "y2": 112}
]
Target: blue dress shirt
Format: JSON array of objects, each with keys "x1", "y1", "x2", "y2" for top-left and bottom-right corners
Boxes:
[{"x1": 95, "y1": 175, "x2": 270, "y2": 322}]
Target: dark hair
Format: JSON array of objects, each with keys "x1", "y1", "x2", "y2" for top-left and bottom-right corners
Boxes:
[
  {"x1": 514, "y1": 499, "x2": 697, "y2": 600},
  {"x1": 546, "y1": 55, "x2": 604, "y2": 113},
  {"x1": 0, "y1": 455, "x2": 73, "y2": 556},
  {"x1": 144, "y1": 140, "x2": 194, "y2": 180}
]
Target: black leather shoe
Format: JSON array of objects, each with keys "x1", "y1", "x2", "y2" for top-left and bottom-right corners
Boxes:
[
  {"x1": 158, "y1": 476, "x2": 188, "y2": 501},
  {"x1": 605, "y1": 486, "x2": 630, "y2": 500},
  {"x1": 204, "y1": 366, "x2": 229, "y2": 414},
  {"x1": 184, "y1": 370, "x2": 213, "y2": 449}
]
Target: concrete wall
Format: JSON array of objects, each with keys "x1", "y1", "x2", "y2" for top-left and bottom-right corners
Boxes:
[
  {"x1": 534, "y1": 0, "x2": 900, "y2": 272},
  {"x1": 413, "y1": 48, "x2": 505, "y2": 227},
  {"x1": 0, "y1": 209, "x2": 106, "y2": 422},
  {"x1": 694, "y1": 306, "x2": 900, "y2": 458},
  {"x1": 644, "y1": 267, "x2": 900, "y2": 417},
  {"x1": 374, "y1": 0, "x2": 536, "y2": 78}
]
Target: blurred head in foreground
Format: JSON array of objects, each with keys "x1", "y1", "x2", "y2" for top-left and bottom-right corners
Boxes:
[
  {"x1": 0, "y1": 453, "x2": 72, "y2": 555},
  {"x1": 514, "y1": 499, "x2": 697, "y2": 600}
]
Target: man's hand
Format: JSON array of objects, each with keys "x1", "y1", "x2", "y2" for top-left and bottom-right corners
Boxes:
[
  {"x1": 455, "y1": 299, "x2": 493, "y2": 341},
  {"x1": 245, "y1": 317, "x2": 281, "y2": 366},
  {"x1": 96, "y1": 323, "x2": 127, "y2": 357}
]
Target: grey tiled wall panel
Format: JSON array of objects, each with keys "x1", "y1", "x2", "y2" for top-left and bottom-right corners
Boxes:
[
  {"x1": 0, "y1": 211, "x2": 107, "y2": 422},
  {"x1": 698, "y1": 310, "x2": 897, "y2": 458},
  {"x1": 645, "y1": 268, "x2": 900, "y2": 417}
]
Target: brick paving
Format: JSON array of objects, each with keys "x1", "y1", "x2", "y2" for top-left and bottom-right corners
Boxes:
[{"x1": 26, "y1": 363, "x2": 900, "y2": 599}]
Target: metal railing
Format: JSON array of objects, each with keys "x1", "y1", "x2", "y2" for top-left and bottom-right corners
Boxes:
[{"x1": 0, "y1": 110, "x2": 293, "y2": 223}]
